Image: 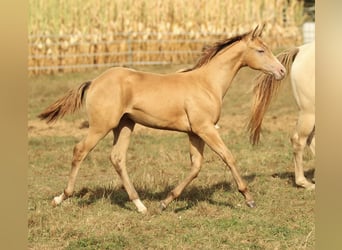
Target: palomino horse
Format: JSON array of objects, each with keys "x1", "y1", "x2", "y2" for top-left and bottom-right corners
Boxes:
[
  {"x1": 39, "y1": 26, "x2": 286, "y2": 213},
  {"x1": 248, "y1": 42, "x2": 315, "y2": 190}
]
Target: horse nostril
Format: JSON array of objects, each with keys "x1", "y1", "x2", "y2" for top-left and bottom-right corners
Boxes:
[{"x1": 280, "y1": 68, "x2": 286, "y2": 76}]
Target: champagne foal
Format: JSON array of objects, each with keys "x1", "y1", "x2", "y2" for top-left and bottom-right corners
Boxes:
[{"x1": 39, "y1": 26, "x2": 285, "y2": 213}]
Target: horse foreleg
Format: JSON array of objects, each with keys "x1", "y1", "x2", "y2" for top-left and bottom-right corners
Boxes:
[
  {"x1": 196, "y1": 125, "x2": 255, "y2": 208},
  {"x1": 52, "y1": 128, "x2": 108, "y2": 206},
  {"x1": 110, "y1": 118, "x2": 147, "y2": 213},
  {"x1": 161, "y1": 133, "x2": 205, "y2": 210},
  {"x1": 291, "y1": 113, "x2": 315, "y2": 190}
]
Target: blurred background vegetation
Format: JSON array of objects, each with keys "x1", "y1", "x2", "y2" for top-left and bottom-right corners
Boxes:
[{"x1": 28, "y1": 0, "x2": 314, "y2": 75}]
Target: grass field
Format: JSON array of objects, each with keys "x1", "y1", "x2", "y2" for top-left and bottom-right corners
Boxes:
[{"x1": 28, "y1": 65, "x2": 315, "y2": 249}]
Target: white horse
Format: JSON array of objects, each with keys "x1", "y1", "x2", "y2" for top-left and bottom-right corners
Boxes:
[{"x1": 248, "y1": 42, "x2": 315, "y2": 189}]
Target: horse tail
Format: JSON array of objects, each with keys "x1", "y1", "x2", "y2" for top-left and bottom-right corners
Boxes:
[
  {"x1": 38, "y1": 81, "x2": 92, "y2": 123},
  {"x1": 247, "y1": 47, "x2": 300, "y2": 145}
]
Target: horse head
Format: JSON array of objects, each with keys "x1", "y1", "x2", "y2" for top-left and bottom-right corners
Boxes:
[{"x1": 242, "y1": 25, "x2": 286, "y2": 80}]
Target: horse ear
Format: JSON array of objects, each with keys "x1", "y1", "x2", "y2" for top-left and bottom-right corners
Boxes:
[
  {"x1": 251, "y1": 25, "x2": 259, "y2": 39},
  {"x1": 251, "y1": 24, "x2": 266, "y2": 39},
  {"x1": 258, "y1": 23, "x2": 266, "y2": 37}
]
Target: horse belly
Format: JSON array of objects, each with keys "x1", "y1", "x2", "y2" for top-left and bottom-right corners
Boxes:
[{"x1": 128, "y1": 104, "x2": 190, "y2": 132}]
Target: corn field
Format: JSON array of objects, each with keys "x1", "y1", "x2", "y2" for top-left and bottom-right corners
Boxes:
[{"x1": 28, "y1": 0, "x2": 308, "y2": 75}]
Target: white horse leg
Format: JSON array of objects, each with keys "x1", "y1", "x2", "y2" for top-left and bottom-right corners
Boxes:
[
  {"x1": 291, "y1": 113, "x2": 315, "y2": 190},
  {"x1": 110, "y1": 118, "x2": 147, "y2": 214}
]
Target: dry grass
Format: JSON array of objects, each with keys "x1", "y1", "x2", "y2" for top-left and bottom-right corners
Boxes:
[
  {"x1": 29, "y1": 0, "x2": 305, "y2": 34},
  {"x1": 28, "y1": 0, "x2": 306, "y2": 75},
  {"x1": 28, "y1": 65, "x2": 315, "y2": 249}
]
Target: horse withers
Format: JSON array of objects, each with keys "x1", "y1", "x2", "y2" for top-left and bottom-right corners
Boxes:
[{"x1": 39, "y1": 25, "x2": 285, "y2": 213}]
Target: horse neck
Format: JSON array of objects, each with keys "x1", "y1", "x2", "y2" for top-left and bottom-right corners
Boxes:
[{"x1": 199, "y1": 41, "x2": 246, "y2": 99}]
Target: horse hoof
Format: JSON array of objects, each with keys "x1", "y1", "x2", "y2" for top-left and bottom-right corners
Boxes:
[
  {"x1": 246, "y1": 200, "x2": 256, "y2": 208},
  {"x1": 297, "y1": 181, "x2": 315, "y2": 190},
  {"x1": 51, "y1": 197, "x2": 61, "y2": 207},
  {"x1": 138, "y1": 207, "x2": 147, "y2": 214},
  {"x1": 132, "y1": 199, "x2": 147, "y2": 214},
  {"x1": 51, "y1": 193, "x2": 65, "y2": 207},
  {"x1": 306, "y1": 183, "x2": 315, "y2": 191},
  {"x1": 51, "y1": 199, "x2": 57, "y2": 207}
]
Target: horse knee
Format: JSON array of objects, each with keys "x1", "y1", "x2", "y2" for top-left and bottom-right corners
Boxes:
[
  {"x1": 291, "y1": 132, "x2": 297, "y2": 144},
  {"x1": 110, "y1": 152, "x2": 123, "y2": 174},
  {"x1": 191, "y1": 166, "x2": 201, "y2": 179},
  {"x1": 291, "y1": 133, "x2": 303, "y2": 152}
]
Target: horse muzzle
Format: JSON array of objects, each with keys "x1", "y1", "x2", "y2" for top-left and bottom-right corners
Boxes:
[{"x1": 273, "y1": 65, "x2": 286, "y2": 80}]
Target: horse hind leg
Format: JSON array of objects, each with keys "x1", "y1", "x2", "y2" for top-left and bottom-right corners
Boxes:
[
  {"x1": 52, "y1": 127, "x2": 109, "y2": 206},
  {"x1": 161, "y1": 133, "x2": 205, "y2": 210},
  {"x1": 110, "y1": 118, "x2": 147, "y2": 213},
  {"x1": 291, "y1": 114, "x2": 315, "y2": 190}
]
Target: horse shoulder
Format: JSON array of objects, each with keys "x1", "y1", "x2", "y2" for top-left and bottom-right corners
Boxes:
[{"x1": 184, "y1": 85, "x2": 222, "y2": 128}]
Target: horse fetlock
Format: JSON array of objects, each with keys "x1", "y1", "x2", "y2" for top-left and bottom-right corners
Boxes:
[
  {"x1": 160, "y1": 201, "x2": 167, "y2": 211},
  {"x1": 237, "y1": 185, "x2": 248, "y2": 195},
  {"x1": 238, "y1": 187, "x2": 255, "y2": 207},
  {"x1": 160, "y1": 195, "x2": 173, "y2": 210},
  {"x1": 64, "y1": 188, "x2": 74, "y2": 197}
]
